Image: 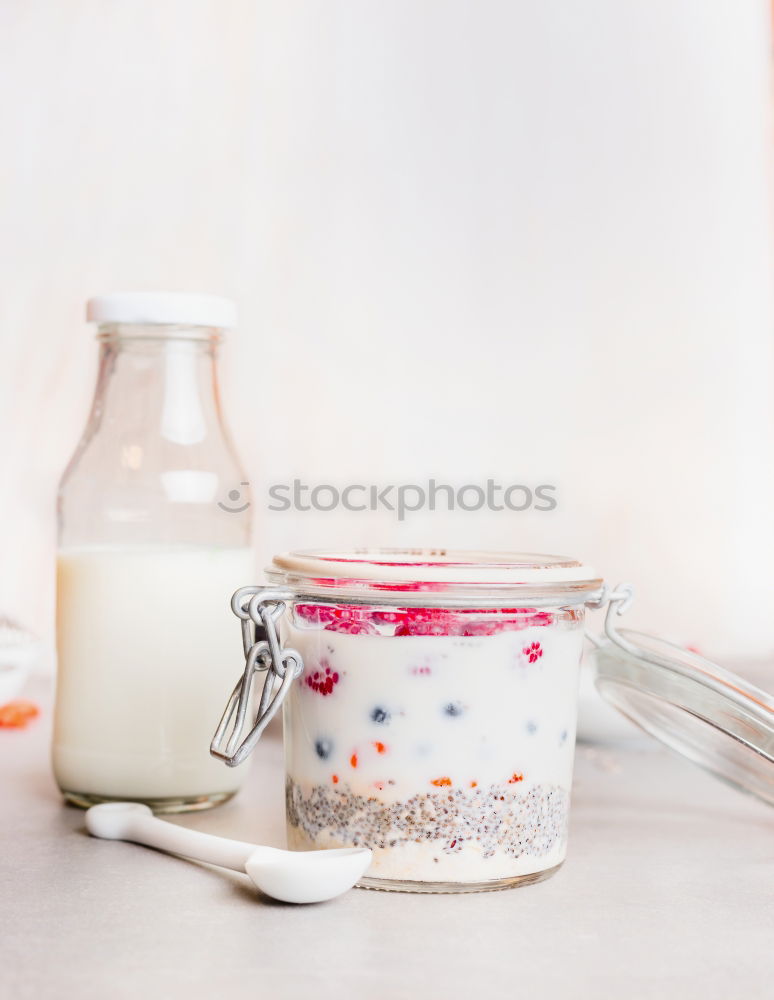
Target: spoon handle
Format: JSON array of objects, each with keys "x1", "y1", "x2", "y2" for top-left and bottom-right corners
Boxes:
[{"x1": 86, "y1": 803, "x2": 257, "y2": 872}]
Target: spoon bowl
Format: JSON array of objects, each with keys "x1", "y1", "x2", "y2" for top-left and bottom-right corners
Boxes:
[{"x1": 244, "y1": 844, "x2": 372, "y2": 904}]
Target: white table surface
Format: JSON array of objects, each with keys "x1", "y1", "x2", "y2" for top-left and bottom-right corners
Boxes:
[{"x1": 2, "y1": 680, "x2": 773, "y2": 1000}]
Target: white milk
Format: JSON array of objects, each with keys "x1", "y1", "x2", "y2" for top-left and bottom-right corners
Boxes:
[
  {"x1": 283, "y1": 617, "x2": 584, "y2": 885},
  {"x1": 53, "y1": 546, "x2": 253, "y2": 804}
]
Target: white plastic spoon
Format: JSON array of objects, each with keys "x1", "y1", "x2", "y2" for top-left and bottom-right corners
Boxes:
[{"x1": 85, "y1": 802, "x2": 371, "y2": 904}]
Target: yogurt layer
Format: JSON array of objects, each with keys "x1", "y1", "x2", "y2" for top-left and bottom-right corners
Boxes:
[{"x1": 282, "y1": 609, "x2": 583, "y2": 886}]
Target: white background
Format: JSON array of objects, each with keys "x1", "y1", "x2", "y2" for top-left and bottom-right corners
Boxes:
[{"x1": 1, "y1": 0, "x2": 772, "y2": 666}]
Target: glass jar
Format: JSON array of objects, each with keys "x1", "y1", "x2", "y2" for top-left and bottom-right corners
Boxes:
[
  {"x1": 212, "y1": 549, "x2": 602, "y2": 890},
  {"x1": 53, "y1": 292, "x2": 254, "y2": 812}
]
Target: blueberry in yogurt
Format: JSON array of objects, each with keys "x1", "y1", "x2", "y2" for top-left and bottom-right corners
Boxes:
[
  {"x1": 315, "y1": 738, "x2": 334, "y2": 760},
  {"x1": 443, "y1": 701, "x2": 464, "y2": 717},
  {"x1": 371, "y1": 707, "x2": 391, "y2": 724}
]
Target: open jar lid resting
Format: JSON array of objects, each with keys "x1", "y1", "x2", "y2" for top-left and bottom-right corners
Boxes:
[{"x1": 588, "y1": 585, "x2": 774, "y2": 806}]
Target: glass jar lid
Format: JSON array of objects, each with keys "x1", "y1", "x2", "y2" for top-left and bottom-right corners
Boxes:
[
  {"x1": 266, "y1": 548, "x2": 603, "y2": 606},
  {"x1": 590, "y1": 586, "x2": 774, "y2": 806}
]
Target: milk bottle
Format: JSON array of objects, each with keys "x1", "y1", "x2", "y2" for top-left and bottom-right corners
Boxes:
[{"x1": 53, "y1": 293, "x2": 253, "y2": 811}]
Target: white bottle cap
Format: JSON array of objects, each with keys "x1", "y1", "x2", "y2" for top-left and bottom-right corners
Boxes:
[{"x1": 86, "y1": 292, "x2": 237, "y2": 329}]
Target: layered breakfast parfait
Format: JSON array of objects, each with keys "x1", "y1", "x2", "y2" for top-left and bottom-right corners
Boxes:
[{"x1": 266, "y1": 550, "x2": 602, "y2": 892}]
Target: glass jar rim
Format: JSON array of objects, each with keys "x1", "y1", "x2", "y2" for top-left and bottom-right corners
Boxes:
[{"x1": 266, "y1": 547, "x2": 603, "y2": 607}]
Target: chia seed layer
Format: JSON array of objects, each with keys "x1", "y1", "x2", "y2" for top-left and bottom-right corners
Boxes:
[{"x1": 286, "y1": 778, "x2": 568, "y2": 861}]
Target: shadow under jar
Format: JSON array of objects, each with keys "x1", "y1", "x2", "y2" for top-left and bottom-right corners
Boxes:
[{"x1": 212, "y1": 549, "x2": 603, "y2": 892}]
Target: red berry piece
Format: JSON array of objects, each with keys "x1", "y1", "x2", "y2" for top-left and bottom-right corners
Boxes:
[
  {"x1": 327, "y1": 618, "x2": 377, "y2": 635},
  {"x1": 370, "y1": 610, "x2": 408, "y2": 625},
  {"x1": 304, "y1": 658, "x2": 342, "y2": 696},
  {"x1": 396, "y1": 608, "x2": 459, "y2": 636},
  {"x1": 321, "y1": 605, "x2": 377, "y2": 635},
  {"x1": 523, "y1": 641, "x2": 543, "y2": 664},
  {"x1": 295, "y1": 603, "x2": 337, "y2": 625},
  {"x1": 397, "y1": 620, "x2": 448, "y2": 636}
]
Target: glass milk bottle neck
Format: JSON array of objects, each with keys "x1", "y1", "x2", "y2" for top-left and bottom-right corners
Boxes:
[
  {"x1": 58, "y1": 322, "x2": 251, "y2": 550},
  {"x1": 92, "y1": 323, "x2": 225, "y2": 446}
]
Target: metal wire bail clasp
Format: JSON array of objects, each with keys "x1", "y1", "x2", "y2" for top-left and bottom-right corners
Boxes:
[
  {"x1": 210, "y1": 587, "x2": 303, "y2": 767},
  {"x1": 584, "y1": 582, "x2": 637, "y2": 654}
]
